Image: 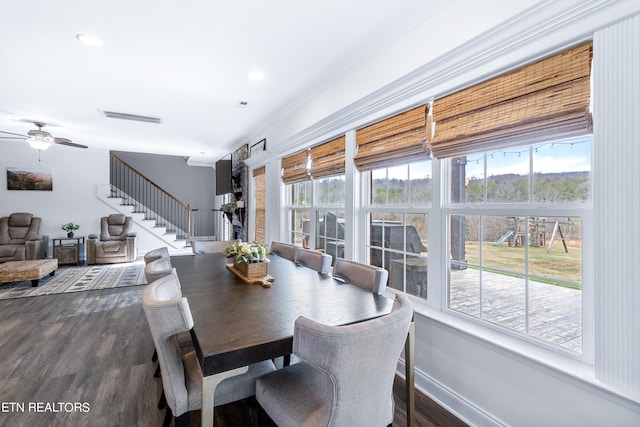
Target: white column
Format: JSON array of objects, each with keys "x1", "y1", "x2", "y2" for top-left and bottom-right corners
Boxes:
[{"x1": 592, "y1": 14, "x2": 640, "y2": 394}]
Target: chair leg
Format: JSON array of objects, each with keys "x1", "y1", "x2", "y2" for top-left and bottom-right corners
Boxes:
[
  {"x1": 152, "y1": 348, "x2": 158, "y2": 362},
  {"x1": 162, "y1": 406, "x2": 172, "y2": 427},
  {"x1": 154, "y1": 363, "x2": 161, "y2": 377},
  {"x1": 158, "y1": 389, "x2": 166, "y2": 409},
  {"x1": 175, "y1": 412, "x2": 190, "y2": 427}
]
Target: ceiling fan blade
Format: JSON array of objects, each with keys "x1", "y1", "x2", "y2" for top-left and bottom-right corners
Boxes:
[
  {"x1": 0, "y1": 136, "x2": 27, "y2": 140},
  {"x1": 0, "y1": 130, "x2": 27, "y2": 138},
  {"x1": 54, "y1": 137, "x2": 88, "y2": 149}
]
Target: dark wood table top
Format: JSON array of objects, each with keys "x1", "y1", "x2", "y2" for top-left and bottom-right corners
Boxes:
[{"x1": 171, "y1": 253, "x2": 394, "y2": 377}]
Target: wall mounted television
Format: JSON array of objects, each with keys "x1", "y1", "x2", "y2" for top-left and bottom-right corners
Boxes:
[{"x1": 215, "y1": 159, "x2": 232, "y2": 195}]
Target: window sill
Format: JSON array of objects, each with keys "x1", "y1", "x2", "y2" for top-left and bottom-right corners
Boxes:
[{"x1": 396, "y1": 292, "x2": 640, "y2": 412}]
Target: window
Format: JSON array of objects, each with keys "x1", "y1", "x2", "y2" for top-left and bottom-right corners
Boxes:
[
  {"x1": 289, "y1": 181, "x2": 311, "y2": 246},
  {"x1": 286, "y1": 177, "x2": 346, "y2": 262},
  {"x1": 365, "y1": 160, "x2": 431, "y2": 299},
  {"x1": 445, "y1": 137, "x2": 591, "y2": 353},
  {"x1": 283, "y1": 137, "x2": 346, "y2": 260}
]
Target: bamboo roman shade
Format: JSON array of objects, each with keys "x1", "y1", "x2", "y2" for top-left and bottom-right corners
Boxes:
[
  {"x1": 429, "y1": 41, "x2": 593, "y2": 159},
  {"x1": 253, "y1": 166, "x2": 266, "y2": 244},
  {"x1": 354, "y1": 104, "x2": 430, "y2": 171},
  {"x1": 281, "y1": 149, "x2": 310, "y2": 184},
  {"x1": 309, "y1": 135, "x2": 345, "y2": 179},
  {"x1": 281, "y1": 136, "x2": 346, "y2": 184}
]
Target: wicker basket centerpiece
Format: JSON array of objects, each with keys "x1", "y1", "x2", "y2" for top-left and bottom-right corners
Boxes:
[{"x1": 225, "y1": 241, "x2": 269, "y2": 280}]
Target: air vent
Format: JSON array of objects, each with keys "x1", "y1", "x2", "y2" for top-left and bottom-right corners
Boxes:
[{"x1": 99, "y1": 110, "x2": 162, "y2": 124}]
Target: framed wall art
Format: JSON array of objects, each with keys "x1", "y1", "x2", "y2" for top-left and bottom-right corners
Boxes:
[
  {"x1": 250, "y1": 138, "x2": 266, "y2": 157},
  {"x1": 7, "y1": 167, "x2": 53, "y2": 191}
]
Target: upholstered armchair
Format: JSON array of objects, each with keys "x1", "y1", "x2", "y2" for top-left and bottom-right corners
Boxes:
[
  {"x1": 256, "y1": 293, "x2": 413, "y2": 427},
  {"x1": 142, "y1": 272, "x2": 276, "y2": 426},
  {"x1": 86, "y1": 214, "x2": 137, "y2": 265},
  {"x1": 270, "y1": 241, "x2": 297, "y2": 261},
  {"x1": 0, "y1": 212, "x2": 49, "y2": 263}
]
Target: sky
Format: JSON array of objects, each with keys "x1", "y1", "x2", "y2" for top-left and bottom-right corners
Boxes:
[
  {"x1": 464, "y1": 135, "x2": 591, "y2": 178},
  {"x1": 381, "y1": 135, "x2": 592, "y2": 180}
]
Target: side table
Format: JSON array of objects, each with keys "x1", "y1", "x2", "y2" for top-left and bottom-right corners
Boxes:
[{"x1": 53, "y1": 236, "x2": 85, "y2": 266}]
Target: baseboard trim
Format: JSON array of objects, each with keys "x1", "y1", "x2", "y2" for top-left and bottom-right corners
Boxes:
[{"x1": 397, "y1": 360, "x2": 505, "y2": 427}]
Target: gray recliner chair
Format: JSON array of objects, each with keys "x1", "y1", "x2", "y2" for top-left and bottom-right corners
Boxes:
[
  {"x1": 86, "y1": 214, "x2": 137, "y2": 265},
  {"x1": 0, "y1": 212, "x2": 49, "y2": 263}
]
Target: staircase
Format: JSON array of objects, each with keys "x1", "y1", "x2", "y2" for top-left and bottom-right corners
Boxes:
[{"x1": 96, "y1": 184, "x2": 192, "y2": 253}]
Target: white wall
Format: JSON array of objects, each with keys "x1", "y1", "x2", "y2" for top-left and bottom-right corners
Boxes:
[
  {"x1": 0, "y1": 143, "x2": 175, "y2": 257},
  {"x1": 248, "y1": 0, "x2": 640, "y2": 425},
  {"x1": 1, "y1": 144, "x2": 110, "y2": 255}
]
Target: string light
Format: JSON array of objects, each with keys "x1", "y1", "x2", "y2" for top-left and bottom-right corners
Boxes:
[{"x1": 466, "y1": 138, "x2": 589, "y2": 164}]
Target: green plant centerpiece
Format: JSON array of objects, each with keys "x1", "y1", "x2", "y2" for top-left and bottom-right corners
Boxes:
[
  {"x1": 220, "y1": 202, "x2": 237, "y2": 223},
  {"x1": 224, "y1": 241, "x2": 269, "y2": 279},
  {"x1": 62, "y1": 222, "x2": 80, "y2": 238}
]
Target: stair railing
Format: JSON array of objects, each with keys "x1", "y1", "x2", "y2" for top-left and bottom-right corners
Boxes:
[{"x1": 109, "y1": 153, "x2": 192, "y2": 244}]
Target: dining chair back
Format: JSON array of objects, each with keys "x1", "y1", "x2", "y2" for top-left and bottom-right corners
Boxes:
[
  {"x1": 294, "y1": 248, "x2": 332, "y2": 275},
  {"x1": 191, "y1": 239, "x2": 239, "y2": 254},
  {"x1": 332, "y1": 259, "x2": 389, "y2": 295},
  {"x1": 143, "y1": 272, "x2": 276, "y2": 427},
  {"x1": 144, "y1": 247, "x2": 170, "y2": 264},
  {"x1": 256, "y1": 293, "x2": 413, "y2": 427},
  {"x1": 269, "y1": 241, "x2": 297, "y2": 261},
  {"x1": 144, "y1": 256, "x2": 176, "y2": 284}
]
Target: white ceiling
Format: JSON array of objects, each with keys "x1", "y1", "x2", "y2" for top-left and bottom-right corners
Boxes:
[{"x1": 0, "y1": 0, "x2": 451, "y2": 166}]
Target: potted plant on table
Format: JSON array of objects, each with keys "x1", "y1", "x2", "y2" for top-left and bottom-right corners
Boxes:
[
  {"x1": 224, "y1": 241, "x2": 269, "y2": 278},
  {"x1": 61, "y1": 222, "x2": 80, "y2": 238}
]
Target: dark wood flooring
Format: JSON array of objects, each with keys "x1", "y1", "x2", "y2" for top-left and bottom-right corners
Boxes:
[{"x1": 0, "y1": 286, "x2": 467, "y2": 427}]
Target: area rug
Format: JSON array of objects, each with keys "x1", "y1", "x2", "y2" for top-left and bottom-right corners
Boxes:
[{"x1": 0, "y1": 261, "x2": 147, "y2": 300}]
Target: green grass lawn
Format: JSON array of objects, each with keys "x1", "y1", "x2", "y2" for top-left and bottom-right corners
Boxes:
[{"x1": 463, "y1": 241, "x2": 582, "y2": 285}]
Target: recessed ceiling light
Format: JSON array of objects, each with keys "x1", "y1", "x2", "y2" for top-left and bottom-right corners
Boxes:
[
  {"x1": 76, "y1": 34, "x2": 104, "y2": 47},
  {"x1": 248, "y1": 71, "x2": 264, "y2": 81}
]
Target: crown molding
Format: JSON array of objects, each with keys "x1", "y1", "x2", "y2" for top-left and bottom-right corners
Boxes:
[
  {"x1": 242, "y1": 149, "x2": 271, "y2": 169},
  {"x1": 274, "y1": 0, "x2": 639, "y2": 156}
]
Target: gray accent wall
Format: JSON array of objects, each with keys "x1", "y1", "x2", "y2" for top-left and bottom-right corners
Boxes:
[{"x1": 112, "y1": 151, "x2": 216, "y2": 210}]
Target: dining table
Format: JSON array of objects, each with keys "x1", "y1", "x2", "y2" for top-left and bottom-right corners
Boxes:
[{"x1": 171, "y1": 252, "x2": 415, "y2": 427}]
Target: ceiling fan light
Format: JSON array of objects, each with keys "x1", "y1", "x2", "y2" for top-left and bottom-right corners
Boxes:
[{"x1": 27, "y1": 135, "x2": 54, "y2": 150}]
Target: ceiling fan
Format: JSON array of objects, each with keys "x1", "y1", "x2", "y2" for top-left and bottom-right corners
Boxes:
[{"x1": 0, "y1": 122, "x2": 88, "y2": 150}]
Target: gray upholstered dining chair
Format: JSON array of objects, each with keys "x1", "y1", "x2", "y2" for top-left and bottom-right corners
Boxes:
[
  {"x1": 256, "y1": 293, "x2": 413, "y2": 427},
  {"x1": 191, "y1": 239, "x2": 239, "y2": 254},
  {"x1": 142, "y1": 272, "x2": 276, "y2": 427},
  {"x1": 332, "y1": 259, "x2": 389, "y2": 295},
  {"x1": 269, "y1": 241, "x2": 297, "y2": 261},
  {"x1": 294, "y1": 248, "x2": 332, "y2": 275},
  {"x1": 144, "y1": 256, "x2": 175, "y2": 284},
  {"x1": 144, "y1": 246, "x2": 170, "y2": 264},
  {"x1": 142, "y1": 255, "x2": 191, "y2": 381}
]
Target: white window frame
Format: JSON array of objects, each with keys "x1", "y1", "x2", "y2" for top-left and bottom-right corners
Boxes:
[{"x1": 439, "y1": 145, "x2": 594, "y2": 362}]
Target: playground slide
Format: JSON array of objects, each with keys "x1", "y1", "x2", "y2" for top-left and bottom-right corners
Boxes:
[{"x1": 492, "y1": 230, "x2": 514, "y2": 246}]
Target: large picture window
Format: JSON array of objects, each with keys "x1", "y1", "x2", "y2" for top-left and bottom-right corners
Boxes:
[
  {"x1": 446, "y1": 137, "x2": 590, "y2": 353},
  {"x1": 365, "y1": 160, "x2": 431, "y2": 300},
  {"x1": 286, "y1": 177, "x2": 345, "y2": 262},
  {"x1": 283, "y1": 136, "x2": 346, "y2": 262}
]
